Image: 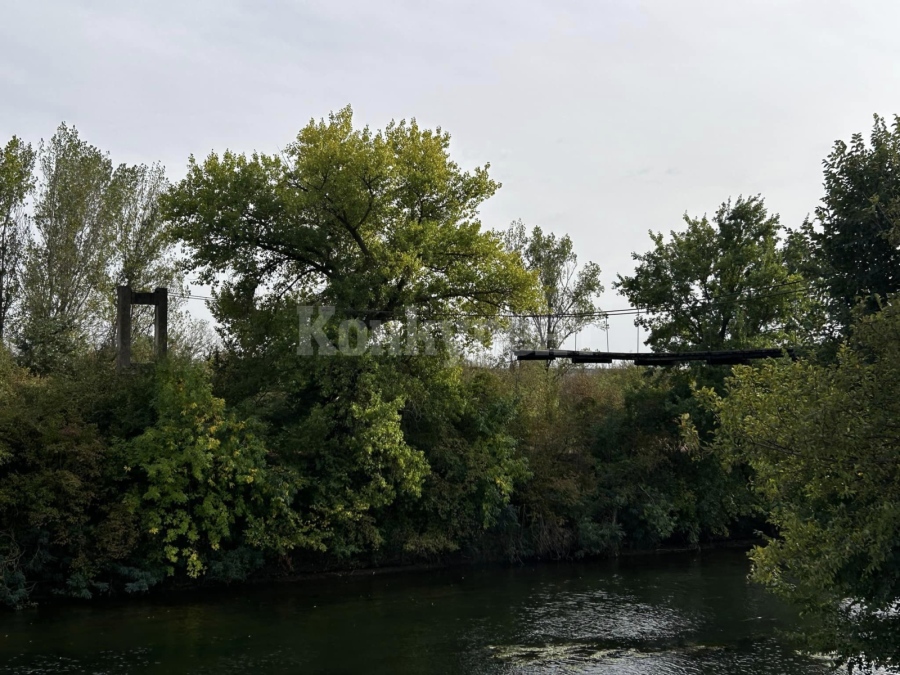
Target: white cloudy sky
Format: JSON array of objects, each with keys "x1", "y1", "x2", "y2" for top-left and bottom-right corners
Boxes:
[{"x1": 3, "y1": 0, "x2": 899, "y2": 350}]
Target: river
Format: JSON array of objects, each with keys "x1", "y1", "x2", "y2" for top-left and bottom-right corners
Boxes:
[{"x1": 0, "y1": 549, "x2": 833, "y2": 674}]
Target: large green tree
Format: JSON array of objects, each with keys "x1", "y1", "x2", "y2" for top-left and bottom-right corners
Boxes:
[
  {"x1": 811, "y1": 114, "x2": 900, "y2": 332},
  {"x1": 503, "y1": 220, "x2": 603, "y2": 350},
  {"x1": 0, "y1": 137, "x2": 35, "y2": 341},
  {"x1": 16, "y1": 125, "x2": 119, "y2": 368},
  {"x1": 164, "y1": 107, "x2": 538, "y2": 557},
  {"x1": 615, "y1": 195, "x2": 806, "y2": 352},
  {"x1": 166, "y1": 106, "x2": 534, "y2": 327},
  {"x1": 707, "y1": 299, "x2": 900, "y2": 671}
]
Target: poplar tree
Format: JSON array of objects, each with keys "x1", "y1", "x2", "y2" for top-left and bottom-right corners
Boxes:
[
  {"x1": 17, "y1": 124, "x2": 118, "y2": 369},
  {"x1": 0, "y1": 137, "x2": 35, "y2": 340}
]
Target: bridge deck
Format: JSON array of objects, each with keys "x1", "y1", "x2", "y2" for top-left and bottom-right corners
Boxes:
[{"x1": 514, "y1": 348, "x2": 796, "y2": 366}]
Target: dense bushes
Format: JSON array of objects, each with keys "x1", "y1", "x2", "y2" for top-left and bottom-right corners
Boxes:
[
  {"x1": 0, "y1": 355, "x2": 314, "y2": 605},
  {"x1": 0, "y1": 351, "x2": 112, "y2": 605},
  {"x1": 0, "y1": 346, "x2": 759, "y2": 607},
  {"x1": 707, "y1": 299, "x2": 900, "y2": 669},
  {"x1": 502, "y1": 363, "x2": 756, "y2": 561}
]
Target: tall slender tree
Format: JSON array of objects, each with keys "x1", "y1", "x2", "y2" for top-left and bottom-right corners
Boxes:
[
  {"x1": 503, "y1": 220, "x2": 603, "y2": 350},
  {"x1": 17, "y1": 124, "x2": 118, "y2": 368},
  {"x1": 0, "y1": 137, "x2": 35, "y2": 340},
  {"x1": 14, "y1": 125, "x2": 183, "y2": 369}
]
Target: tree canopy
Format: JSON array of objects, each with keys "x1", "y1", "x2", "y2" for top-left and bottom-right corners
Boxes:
[
  {"x1": 615, "y1": 196, "x2": 806, "y2": 352},
  {"x1": 162, "y1": 108, "x2": 543, "y2": 562},
  {"x1": 811, "y1": 114, "x2": 900, "y2": 331},
  {"x1": 13, "y1": 125, "x2": 184, "y2": 370},
  {"x1": 165, "y1": 106, "x2": 537, "y2": 333},
  {"x1": 6, "y1": 108, "x2": 900, "y2": 674}
]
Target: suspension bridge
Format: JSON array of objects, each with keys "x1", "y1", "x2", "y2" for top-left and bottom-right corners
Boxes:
[
  {"x1": 123, "y1": 282, "x2": 805, "y2": 369},
  {"x1": 513, "y1": 347, "x2": 797, "y2": 366}
]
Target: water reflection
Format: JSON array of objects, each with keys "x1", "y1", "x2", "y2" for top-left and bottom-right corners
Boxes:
[{"x1": 0, "y1": 550, "x2": 834, "y2": 674}]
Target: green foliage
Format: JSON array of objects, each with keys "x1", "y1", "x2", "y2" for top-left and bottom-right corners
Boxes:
[
  {"x1": 707, "y1": 299, "x2": 900, "y2": 670},
  {"x1": 103, "y1": 160, "x2": 188, "y2": 350},
  {"x1": 811, "y1": 115, "x2": 900, "y2": 332},
  {"x1": 0, "y1": 352, "x2": 331, "y2": 605},
  {"x1": 164, "y1": 106, "x2": 538, "y2": 326},
  {"x1": 112, "y1": 565, "x2": 166, "y2": 594},
  {"x1": 16, "y1": 124, "x2": 120, "y2": 367},
  {"x1": 615, "y1": 195, "x2": 807, "y2": 351},
  {"x1": 100, "y1": 358, "x2": 307, "y2": 586},
  {"x1": 390, "y1": 367, "x2": 530, "y2": 557},
  {"x1": 162, "y1": 107, "x2": 542, "y2": 564},
  {"x1": 0, "y1": 136, "x2": 35, "y2": 340},
  {"x1": 503, "y1": 220, "x2": 603, "y2": 349},
  {"x1": 510, "y1": 364, "x2": 624, "y2": 558},
  {"x1": 16, "y1": 108, "x2": 900, "y2": 675},
  {"x1": 121, "y1": 360, "x2": 282, "y2": 577},
  {"x1": 0, "y1": 350, "x2": 117, "y2": 606},
  {"x1": 10, "y1": 124, "x2": 192, "y2": 372},
  {"x1": 499, "y1": 363, "x2": 751, "y2": 561},
  {"x1": 586, "y1": 369, "x2": 754, "y2": 552},
  {"x1": 278, "y1": 358, "x2": 432, "y2": 556}
]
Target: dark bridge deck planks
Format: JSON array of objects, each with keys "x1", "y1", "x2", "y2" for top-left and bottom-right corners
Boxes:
[{"x1": 514, "y1": 348, "x2": 797, "y2": 366}]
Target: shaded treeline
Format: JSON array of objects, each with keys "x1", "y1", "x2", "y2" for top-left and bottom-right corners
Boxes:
[{"x1": 2, "y1": 109, "x2": 900, "y2": 671}]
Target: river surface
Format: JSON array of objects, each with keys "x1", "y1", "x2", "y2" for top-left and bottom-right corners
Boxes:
[{"x1": 0, "y1": 549, "x2": 834, "y2": 674}]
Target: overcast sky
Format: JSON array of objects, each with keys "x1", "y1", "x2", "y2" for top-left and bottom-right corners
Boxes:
[{"x1": 3, "y1": 0, "x2": 899, "y2": 350}]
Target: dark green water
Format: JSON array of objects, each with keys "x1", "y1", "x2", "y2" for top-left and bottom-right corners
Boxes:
[{"x1": 0, "y1": 550, "x2": 832, "y2": 674}]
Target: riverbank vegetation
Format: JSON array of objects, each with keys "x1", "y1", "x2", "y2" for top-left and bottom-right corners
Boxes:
[{"x1": 1, "y1": 109, "x2": 899, "y2": 670}]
